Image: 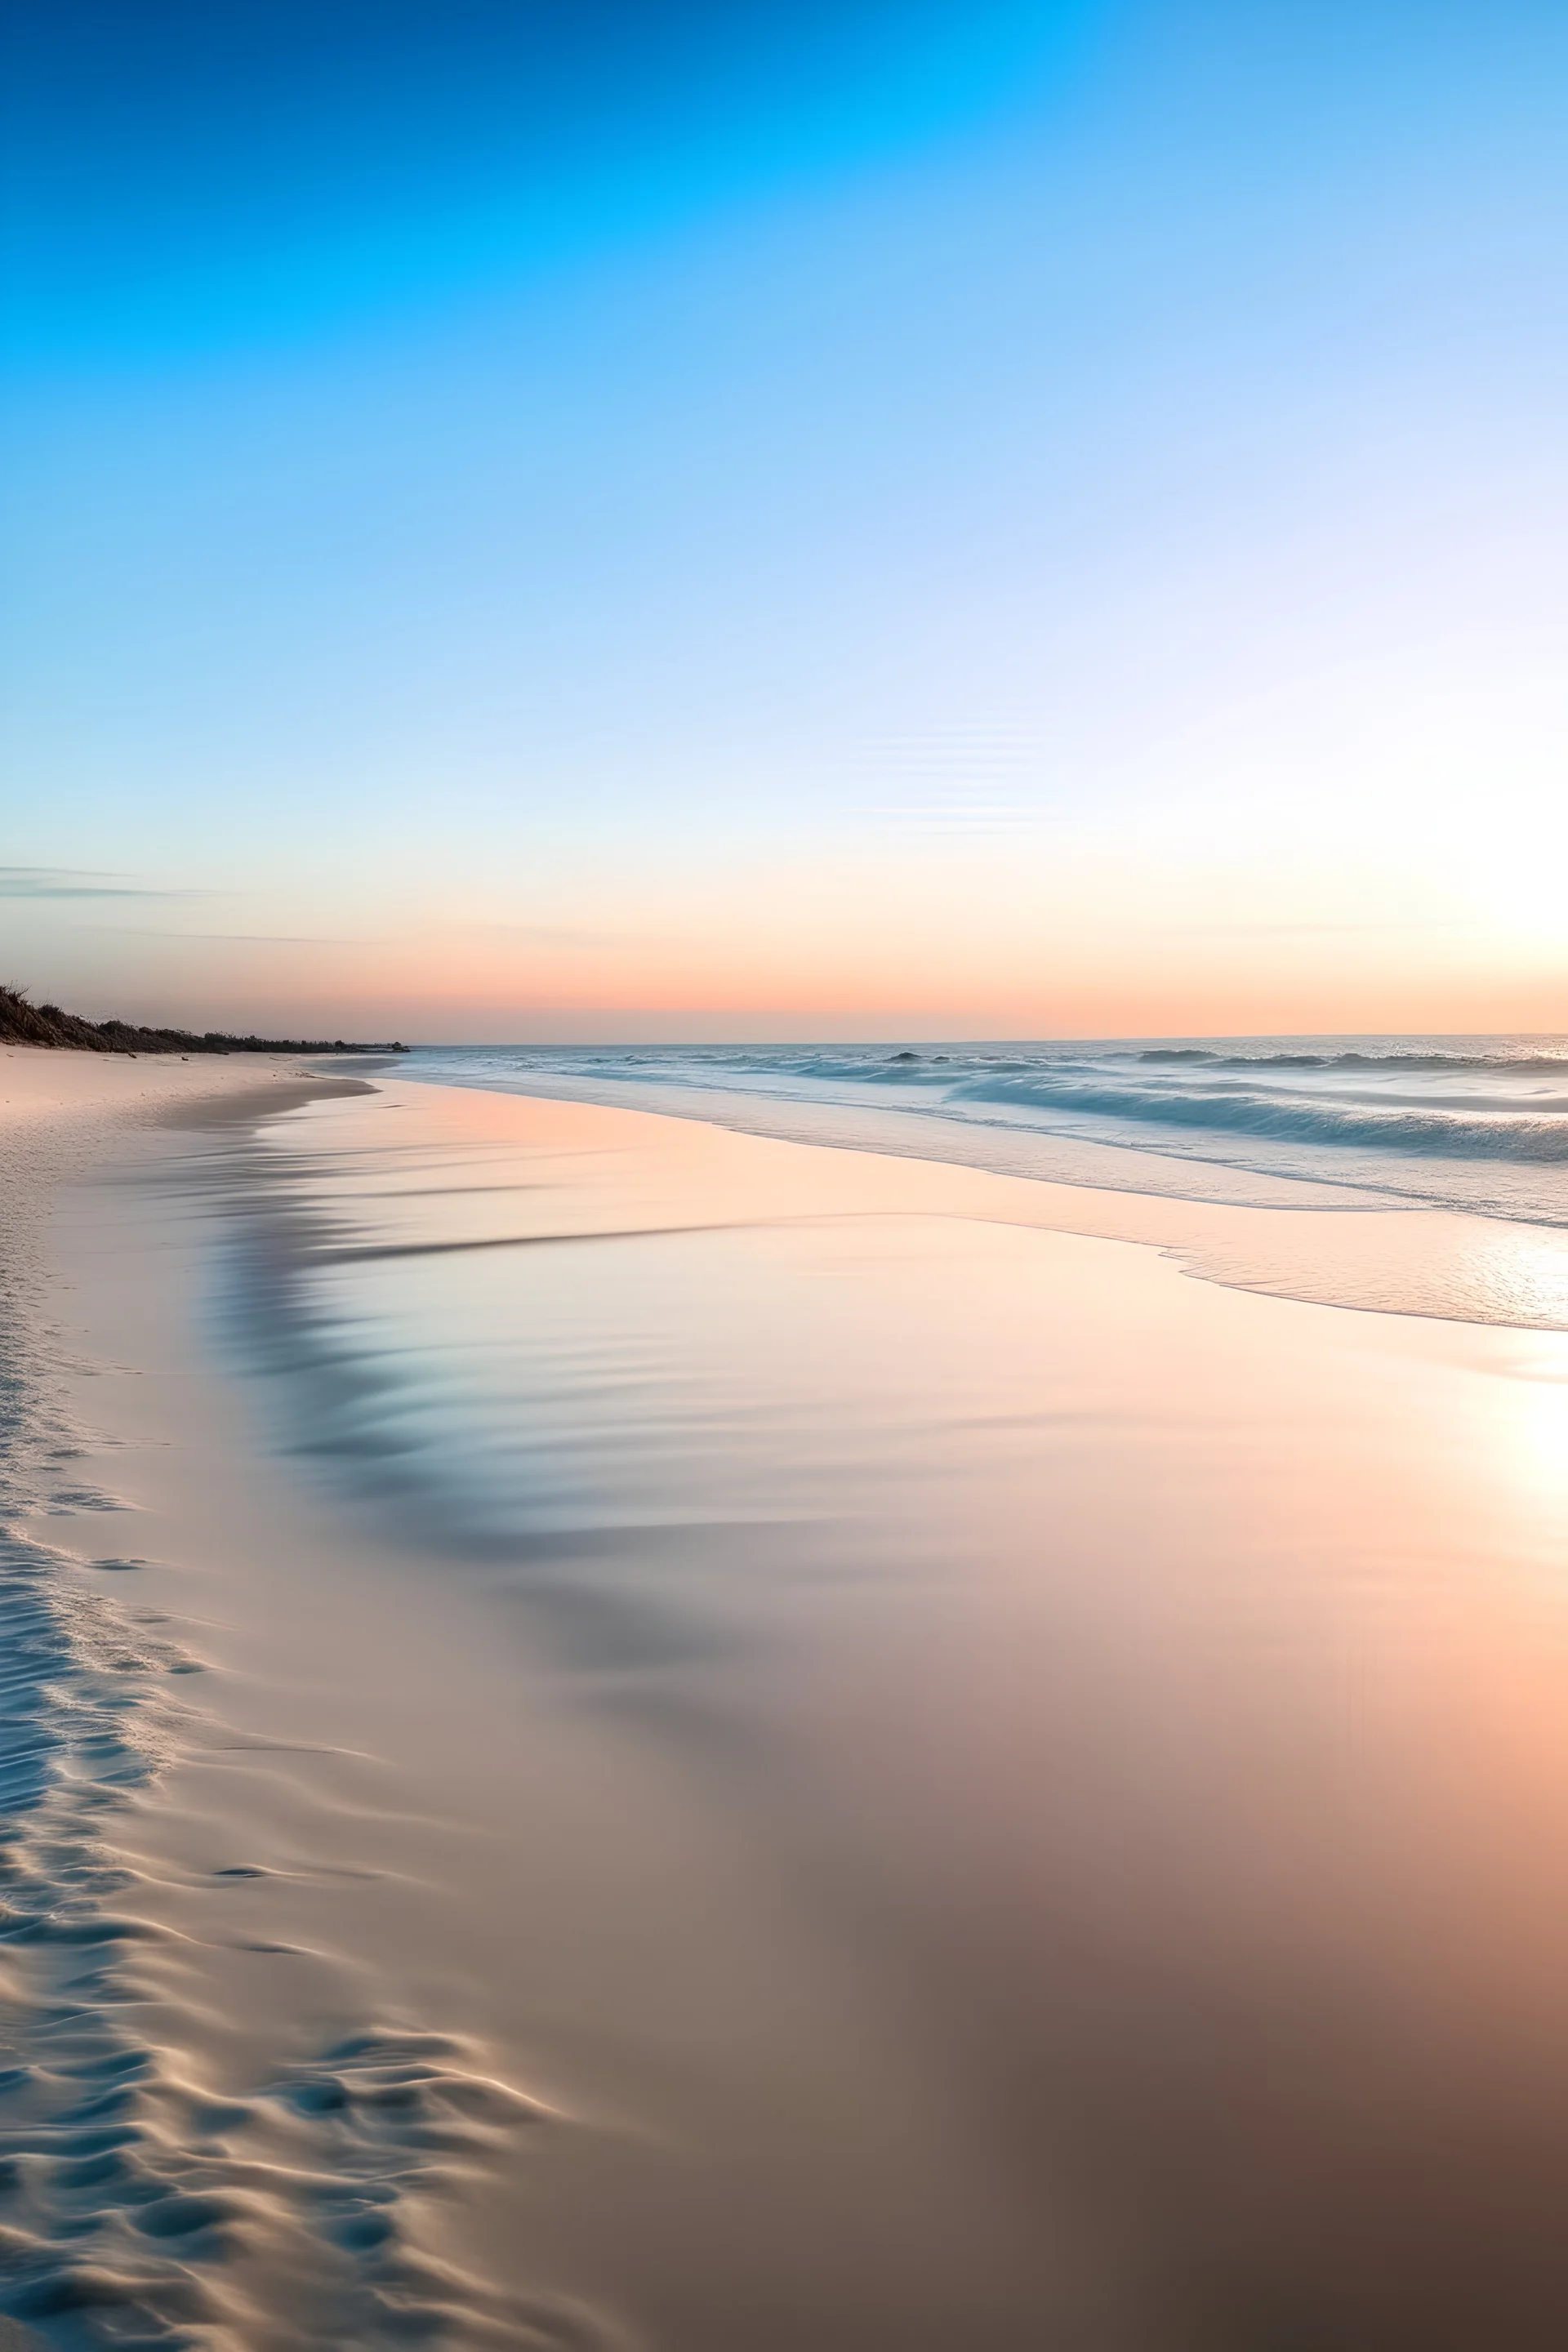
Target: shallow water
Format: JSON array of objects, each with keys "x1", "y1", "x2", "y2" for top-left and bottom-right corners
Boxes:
[
  {"x1": 408, "y1": 1033, "x2": 1568, "y2": 1258},
  {"x1": 8, "y1": 1076, "x2": 1568, "y2": 2345}
]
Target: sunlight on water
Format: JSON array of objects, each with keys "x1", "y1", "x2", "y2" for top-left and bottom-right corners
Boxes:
[{"x1": 1498, "y1": 1336, "x2": 1568, "y2": 1539}]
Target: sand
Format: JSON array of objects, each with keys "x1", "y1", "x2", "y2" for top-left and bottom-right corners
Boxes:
[
  {"x1": 6, "y1": 1058, "x2": 1568, "y2": 2347},
  {"x1": 0, "y1": 1041, "x2": 354, "y2": 1119}
]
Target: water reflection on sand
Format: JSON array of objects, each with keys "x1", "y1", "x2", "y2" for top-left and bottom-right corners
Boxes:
[{"x1": 56, "y1": 1077, "x2": 1568, "y2": 2346}]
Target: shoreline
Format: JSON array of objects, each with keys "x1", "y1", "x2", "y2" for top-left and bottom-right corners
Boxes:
[
  {"x1": 397, "y1": 1056, "x2": 1568, "y2": 1334},
  {"x1": 6, "y1": 1064, "x2": 1568, "y2": 2344}
]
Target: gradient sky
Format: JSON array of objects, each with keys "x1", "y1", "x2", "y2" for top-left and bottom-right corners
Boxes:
[{"x1": 3, "y1": 0, "x2": 1566, "y2": 1040}]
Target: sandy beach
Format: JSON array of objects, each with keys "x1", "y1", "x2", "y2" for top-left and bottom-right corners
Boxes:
[
  {"x1": 6, "y1": 1054, "x2": 1568, "y2": 2348},
  {"x1": 13, "y1": 0, "x2": 1566, "y2": 2337}
]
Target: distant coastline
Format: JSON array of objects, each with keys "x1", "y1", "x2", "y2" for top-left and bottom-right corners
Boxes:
[{"x1": 0, "y1": 983, "x2": 405, "y2": 1056}]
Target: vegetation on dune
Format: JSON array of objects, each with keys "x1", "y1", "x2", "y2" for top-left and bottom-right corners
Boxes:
[{"x1": 0, "y1": 985, "x2": 405, "y2": 1055}]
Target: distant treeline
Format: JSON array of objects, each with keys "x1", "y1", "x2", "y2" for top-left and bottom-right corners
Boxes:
[{"x1": 0, "y1": 986, "x2": 406, "y2": 1056}]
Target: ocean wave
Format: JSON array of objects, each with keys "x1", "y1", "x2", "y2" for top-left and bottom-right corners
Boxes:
[
  {"x1": 813, "y1": 1045, "x2": 1568, "y2": 1083},
  {"x1": 485, "y1": 1045, "x2": 1568, "y2": 1089},
  {"x1": 541, "y1": 1045, "x2": 1568, "y2": 1160},
  {"x1": 408, "y1": 1037, "x2": 1568, "y2": 1225},
  {"x1": 421, "y1": 1040, "x2": 1568, "y2": 1089},
  {"x1": 948, "y1": 1072, "x2": 1568, "y2": 1161},
  {"x1": 1149, "y1": 1050, "x2": 1568, "y2": 1076}
]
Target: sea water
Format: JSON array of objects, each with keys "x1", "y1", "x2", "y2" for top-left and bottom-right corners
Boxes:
[{"x1": 405, "y1": 1034, "x2": 1568, "y2": 1229}]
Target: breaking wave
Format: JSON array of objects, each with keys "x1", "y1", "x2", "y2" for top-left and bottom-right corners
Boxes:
[{"x1": 945, "y1": 1072, "x2": 1568, "y2": 1160}]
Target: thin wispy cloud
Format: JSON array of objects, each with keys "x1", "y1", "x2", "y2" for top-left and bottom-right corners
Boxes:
[
  {"x1": 92, "y1": 929, "x2": 360, "y2": 944},
  {"x1": 0, "y1": 867, "x2": 212, "y2": 901}
]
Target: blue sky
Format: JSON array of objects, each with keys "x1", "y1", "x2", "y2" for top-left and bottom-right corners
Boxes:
[{"x1": 4, "y1": 1, "x2": 1566, "y2": 1038}]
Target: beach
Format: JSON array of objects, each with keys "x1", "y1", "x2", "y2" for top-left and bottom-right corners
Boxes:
[{"x1": 6, "y1": 1051, "x2": 1568, "y2": 2349}]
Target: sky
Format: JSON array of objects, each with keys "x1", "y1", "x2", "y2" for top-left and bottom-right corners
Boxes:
[{"x1": 3, "y1": 0, "x2": 1566, "y2": 1042}]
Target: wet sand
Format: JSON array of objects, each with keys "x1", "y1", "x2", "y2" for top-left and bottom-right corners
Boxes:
[{"x1": 6, "y1": 1064, "x2": 1568, "y2": 2346}]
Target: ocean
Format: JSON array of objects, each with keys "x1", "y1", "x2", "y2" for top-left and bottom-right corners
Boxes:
[{"x1": 407, "y1": 1034, "x2": 1568, "y2": 1226}]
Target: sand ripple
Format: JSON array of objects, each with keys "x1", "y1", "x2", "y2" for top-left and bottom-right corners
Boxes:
[{"x1": 0, "y1": 1166, "x2": 620, "y2": 2350}]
